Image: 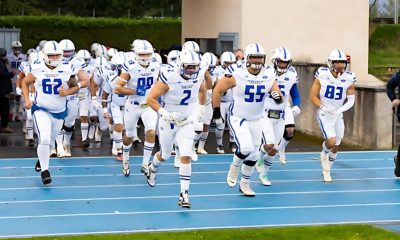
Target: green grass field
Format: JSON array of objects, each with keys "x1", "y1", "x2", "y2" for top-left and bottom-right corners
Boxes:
[{"x1": 6, "y1": 225, "x2": 400, "y2": 240}]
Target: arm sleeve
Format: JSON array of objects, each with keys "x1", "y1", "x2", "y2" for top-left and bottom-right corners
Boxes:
[
  {"x1": 289, "y1": 83, "x2": 301, "y2": 107},
  {"x1": 336, "y1": 94, "x2": 355, "y2": 113},
  {"x1": 386, "y1": 73, "x2": 399, "y2": 101}
]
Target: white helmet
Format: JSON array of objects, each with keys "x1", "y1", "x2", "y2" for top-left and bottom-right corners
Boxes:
[
  {"x1": 177, "y1": 49, "x2": 201, "y2": 80},
  {"x1": 107, "y1": 48, "x2": 118, "y2": 60},
  {"x1": 327, "y1": 49, "x2": 347, "y2": 74},
  {"x1": 37, "y1": 40, "x2": 47, "y2": 51},
  {"x1": 90, "y1": 43, "x2": 100, "y2": 57},
  {"x1": 95, "y1": 56, "x2": 108, "y2": 68},
  {"x1": 26, "y1": 48, "x2": 36, "y2": 57},
  {"x1": 59, "y1": 39, "x2": 75, "y2": 60},
  {"x1": 76, "y1": 49, "x2": 91, "y2": 64},
  {"x1": 201, "y1": 52, "x2": 217, "y2": 73},
  {"x1": 11, "y1": 41, "x2": 22, "y2": 55},
  {"x1": 11, "y1": 40, "x2": 22, "y2": 48},
  {"x1": 167, "y1": 50, "x2": 180, "y2": 65},
  {"x1": 154, "y1": 52, "x2": 162, "y2": 64},
  {"x1": 110, "y1": 53, "x2": 125, "y2": 71},
  {"x1": 244, "y1": 43, "x2": 266, "y2": 70},
  {"x1": 182, "y1": 41, "x2": 200, "y2": 53},
  {"x1": 271, "y1": 47, "x2": 292, "y2": 74},
  {"x1": 28, "y1": 52, "x2": 38, "y2": 65},
  {"x1": 42, "y1": 40, "x2": 63, "y2": 67},
  {"x1": 134, "y1": 40, "x2": 154, "y2": 66},
  {"x1": 220, "y1": 51, "x2": 236, "y2": 67},
  {"x1": 125, "y1": 51, "x2": 135, "y2": 61},
  {"x1": 130, "y1": 39, "x2": 142, "y2": 51},
  {"x1": 95, "y1": 44, "x2": 107, "y2": 58}
]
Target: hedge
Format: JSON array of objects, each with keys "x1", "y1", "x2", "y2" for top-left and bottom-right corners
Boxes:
[{"x1": 0, "y1": 16, "x2": 181, "y2": 51}]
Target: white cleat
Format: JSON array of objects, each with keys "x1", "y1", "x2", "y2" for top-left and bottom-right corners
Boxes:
[
  {"x1": 239, "y1": 180, "x2": 256, "y2": 197},
  {"x1": 63, "y1": 144, "x2": 71, "y2": 157},
  {"x1": 147, "y1": 162, "x2": 157, "y2": 187},
  {"x1": 191, "y1": 148, "x2": 198, "y2": 161},
  {"x1": 133, "y1": 136, "x2": 142, "y2": 144},
  {"x1": 197, "y1": 147, "x2": 208, "y2": 155},
  {"x1": 320, "y1": 151, "x2": 330, "y2": 171},
  {"x1": 178, "y1": 190, "x2": 191, "y2": 208},
  {"x1": 94, "y1": 127, "x2": 102, "y2": 143},
  {"x1": 174, "y1": 155, "x2": 180, "y2": 168},
  {"x1": 216, "y1": 145, "x2": 225, "y2": 154},
  {"x1": 255, "y1": 157, "x2": 265, "y2": 174},
  {"x1": 259, "y1": 173, "x2": 272, "y2": 186},
  {"x1": 278, "y1": 151, "x2": 286, "y2": 165},
  {"x1": 140, "y1": 163, "x2": 149, "y2": 175},
  {"x1": 322, "y1": 170, "x2": 332, "y2": 182},
  {"x1": 122, "y1": 158, "x2": 130, "y2": 177},
  {"x1": 57, "y1": 145, "x2": 65, "y2": 158},
  {"x1": 227, "y1": 164, "x2": 240, "y2": 187}
]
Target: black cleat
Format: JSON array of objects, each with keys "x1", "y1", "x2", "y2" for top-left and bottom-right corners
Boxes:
[
  {"x1": 82, "y1": 140, "x2": 89, "y2": 148},
  {"x1": 178, "y1": 190, "x2": 191, "y2": 208},
  {"x1": 35, "y1": 160, "x2": 41, "y2": 172},
  {"x1": 394, "y1": 156, "x2": 400, "y2": 177},
  {"x1": 41, "y1": 170, "x2": 52, "y2": 185},
  {"x1": 28, "y1": 139, "x2": 35, "y2": 147}
]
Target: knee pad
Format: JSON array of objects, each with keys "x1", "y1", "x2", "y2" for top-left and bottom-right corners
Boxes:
[
  {"x1": 62, "y1": 124, "x2": 75, "y2": 133},
  {"x1": 235, "y1": 149, "x2": 250, "y2": 160},
  {"x1": 283, "y1": 126, "x2": 295, "y2": 141},
  {"x1": 243, "y1": 159, "x2": 256, "y2": 166}
]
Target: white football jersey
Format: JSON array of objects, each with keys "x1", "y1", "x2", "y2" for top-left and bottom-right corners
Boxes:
[
  {"x1": 103, "y1": 69, "x2": 126, "y2": 107},
  {"x1": 226, "y1": 61, "x2": 276, "y2": 121},
  {"x1": 315, "y1": 67, "x2": 356, "y2": 110},
  {"x1": 217, "y1": 66, "x2": 233, "y2": 103},
  {"x1": 61, "y1": 57, "x2": 84, "y2": 100},
  {"x1": 93, "y1": 59, "x2": 111, "y2": 97},
  {"x1": 264, "y1": 65, "x2": 298, "y2": 111},
  {"x1": 204, "y1": 66, "x2": 220, "y2": 104},
  {"x1": 122, "y1": 58, "x2": 161, "y2": 104},
  {"x1": 159, "y1": 65, "x2": 206, "y2": 121},
  {"x1": 7, "y1": 52, "x2": 27, "y2": 71},
  {"x1": 31, "y1": 61, "x2": 75, "y2": 113}
]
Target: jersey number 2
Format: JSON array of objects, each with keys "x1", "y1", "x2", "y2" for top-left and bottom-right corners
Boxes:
[{"x1": 180, "y1": 90, "x2": 191, "y2": 105}]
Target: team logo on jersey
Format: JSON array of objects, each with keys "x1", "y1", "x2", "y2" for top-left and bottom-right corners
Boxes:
[
  {"x1": 151, "y1": 69, "x2": 155, "y2": 72},
  {"x1": 193, "y1": 80, "x2": 198, "y2": 83},
  {"x1": 263, "y1": 76, "x2": 268, "y2": 79},
  {"x1": 284, "y1": 77, "x2": 289, "y2": 81},
  {"x1": 340, "y1": 79, "x2": 346, "y2": 82}
]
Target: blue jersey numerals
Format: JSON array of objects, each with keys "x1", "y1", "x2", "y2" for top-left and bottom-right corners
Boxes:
[
  {"x1": 324, "y1": 85, "x2": 343, "y2": 100},
  {"x1": 42, "y1": 78, "x2": 62, "y2": 95},
  {"x1": 180, "y1": 89, "x2": 191, "y2": 105},
  {"x1": 137, "y1": 76, "x2": 154, "y2": 90},
  {"x1": 244, "y1": 85, "x2": 266, "y2": 103}
]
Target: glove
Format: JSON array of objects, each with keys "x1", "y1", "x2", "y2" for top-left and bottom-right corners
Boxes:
[
  {"x1": 16, "y1": 87, "x2": 22, "y2": 96},
  {"x1": 136, "y1": 85, "x2": 146, "y2": 96},
  {"x1": 196, "y1": 105, "x2": 205, "y2": 122},
  {"x1": 91, "y1": 96, "x2": 102, "y2": 111},
  {"x1": 271, "y1": 91, "x2": 282, "y2": 104},
  {"x1": 103, "y1": 107, "x2": 111, "y2": 119},
  {"x1": 320, "y1": 105, "x2": 336, "y2": 117},
  {"x1": 212, "y1": 107, "x2": 224, "y2": 125},
  {"x1": 158, "y1": 107, "x2": 174, "y2": 122},
  {"x1": 291, "y1": 105, "x2": 301, "y2": 117}
]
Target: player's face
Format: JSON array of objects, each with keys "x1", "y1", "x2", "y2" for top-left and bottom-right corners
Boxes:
[
  {"x1": 63, "y1": 50, "x2": 74, "y2": 58},
  {"x1": 48, "y1": 54, "x2": 62, "y2": 61},
  {"x1": 248, "y1": 56, "x2": 264, "y2": 64},
  {"x1": 235, "y1": 51, "x2": 244, "y2": 61},
  {"x1": 12, "y1": 47, "x2": 21, "y2": 55},
  {"x1": 223, "y1": 62, "x2": 234, "y2": 69},
  {"x1": 276, "y1": 60, "x2": 289, "y2": 70},
  {"x1": 183, "y1": 64, "x2": 199, "y2": 76},
  {"x1": 332, "y1": 60, "x2": 346, "y2": 73}
]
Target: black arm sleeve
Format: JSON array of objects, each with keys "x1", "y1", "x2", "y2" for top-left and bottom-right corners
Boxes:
[{"x1": 386, "y1": 72, "x2": 400, "y2": 102}]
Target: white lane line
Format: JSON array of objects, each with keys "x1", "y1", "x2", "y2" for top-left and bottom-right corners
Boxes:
[
  {"x1": 1, "y1": 188, "x2": 399, "y2": 205},
  {"x1": 0, "y1": 150, "x2": 395, "y2": 161},
  {"x1": 0, "y1": 158, "x2": 393, "y2": 170},
  {"x1": 1, "y1": 219, "x2": 400, "y2": 239},
  {"x1": 0, "y1": 201, "x2": 399, "y2": 219},
  {"x1": 0, "y1": 167, "x2": 393, "y2": 179},
  {"x1": 0, "y1": 176, "x2": 397, "y2": 191}
]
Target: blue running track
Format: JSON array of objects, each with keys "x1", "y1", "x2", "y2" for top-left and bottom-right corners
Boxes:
[{"x1": 0, "y1": 151, "x2": 399, "y2": 238}]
